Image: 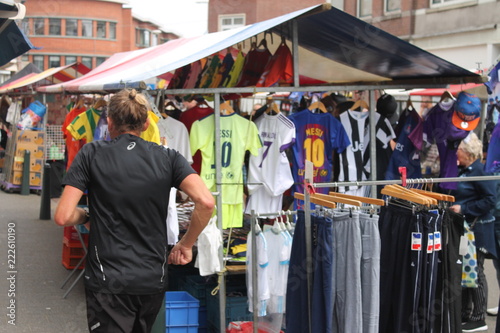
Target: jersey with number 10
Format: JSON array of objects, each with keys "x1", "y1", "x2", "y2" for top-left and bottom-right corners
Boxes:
[
  {"x1": 288, "y1": 110, "x2": 350, "y2": 195},
  {"x1": 190, "y1": 113, "x2": 262, "y2": 227}
]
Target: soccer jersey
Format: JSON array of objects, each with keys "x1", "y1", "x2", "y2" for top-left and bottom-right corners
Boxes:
[
  {"x1": 67, "y1": 107, "x2": 101, "y2": 143},
  {"x1": 93, "y1": 108, "x2": 110, "y2": 141},
  {"x1": 167, "y1": 64, "x2": 191, "y2": 90},
  {"x1": 246, "y1": 230, "x2": 270, "y2": 316},
  {"x1": 386, "y1": 108, "x2": 423, "y2": 180},
  {"x1": 179, "y1": 104, "x2": 214, "y2": 174},
  {"x1": 257, "y1": 43, "x2": 293, "y2": 87},
  {"x1": 338, "y1": 110, "x2": 395, "y2": 194},
  {"x1": 245, "y1": 113, "x2": 295, "y2": 215},
  {"x1": 62, "y1": 105, "x2": 87, "y2": 169},
  {"x1": 190, "y1": 113, "x2": 262, "y2": 228},
  {"x1": 183, "y1": 60, "x2": 203, "y2": 89},
  {"x1": 423, "y1": 101, "x2": 469, "y2": 190},
  {"x1": 486, "y1": 121, "x2": 500, "y2": 172},
  {"x1": 222, "y1": 50, "x2": 245, "y2": 88},
  {"x1": 198, "y1": 54, "x2": 221, "y2": 88},
  {"x1": 140, "y1": 111, "x2": 161, "y2": 145},
  {"x1": 157, "y1": 116, "x2": 192, "y2": 163},
  {"x1": 288, "y1": 110, "x2": 350, "y2": 195},
  {"x1": 210, "y1": 51, "x2": 235, "y2": 88}
]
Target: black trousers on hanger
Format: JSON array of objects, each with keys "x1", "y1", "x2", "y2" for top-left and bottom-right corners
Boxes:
[{"x1": 433, "y1": 210, "x2": 463, "y2": 333}]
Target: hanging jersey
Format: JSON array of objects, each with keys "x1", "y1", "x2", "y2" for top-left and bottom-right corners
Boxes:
[
  {"x1": 157, "y1": 116, "x2": 192, "y2": 163},
  {"x1": 288, "y1": 110, "x2": 350, "y2": 195},
  {"x1": 67, "y1": 107, "x2": 101, "y2": 143},
  {"x1": 62, "y1": 106, "x2": 87, "y2": 169},
  {"x1": 167, "y1": 64, "x2": 191, "y2": 90},
  {"x1": 423, "y1": 101, "x2": 469, "y2": 190},
  {"x1": 264, "y1": 226, "x2": 292, "y2": 314},
  {"x1": 179, "y1": 105, "x2": 214, "y2": 173},
  {"x1": 338, "y1": 110, "x2": 395, "y2": 194},
  {"x1": 198, "y1": 54, "x2": 221, "y2": 88},
  {"x1": 210, "y1": 52, "x2": 235, "y2": 88},
  {"x1": 486, "y1": 121, "x2": 500, "y2": 172},
  {"x1": 245, "y1": 113, "x2": 295, "y2": 215},
  {"x1": 183, "y1": 60, "x2": 203, "y2": 89},
  {"x1": 190, "y1": 113, "x2": 262, "y2": 228},
  {"x1": 222, "y1": 51, "x2": 245, "y2": 88},
  {"x1": 386, "y1": 108, "x2": 423, "y2": 180},
  {"x1": 246, "y1": 230, "x2": 270, "y2": 316},
  {"x1": 257, "y1": 43, "x2": 293, "y2": 87},
  {"x1": 140, "y1": 111, "x2": 161, "y2": 145},
  {"x1": 93, "y1": 108, "x2": 110, "y2": 141}
]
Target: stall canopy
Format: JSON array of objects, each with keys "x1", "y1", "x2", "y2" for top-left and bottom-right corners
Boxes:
[
  {"x1": 38, "y1": 3, "x2": 482, "y2": 94},
  {"x1": 409, "y1": 83, "x2": 489, "y2": 100},
  {"x1": 0, "y1": 62, "x2": 91, "y2": 94},
  {"x1": 0, "y1": 0, "x2": 34, "y2": 67}
]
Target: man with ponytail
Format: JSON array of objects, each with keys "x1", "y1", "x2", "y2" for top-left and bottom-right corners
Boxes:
[{"x1": 55, "y1": 89, "x2": 215, "y2": 333}]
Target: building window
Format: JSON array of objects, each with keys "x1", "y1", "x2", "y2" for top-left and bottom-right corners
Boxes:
[
  {"x1": 386, "y1": 0, "x2": 400, "y2": 12},
  {"x1": 96, "y1": 57, "x2": 106, "y2": 67},
  {"x1": 66, "y1": 19, "x2": 78, "y2": 36},
  {"x1": 96, "y1": 21, "x2": 106, "y2": 38},
  {"x1": 34, "y1": 18, "x2": 44, "y2": 35},
  {"x1": 136, "y1": 28, "x2": 150, "y2": 47},
  {"x1": 49, "y1": 56, "x2": 61, "y2": 68},
  {"x1": 33, "y1": 55, "x2": 44, "y2": 70},
  {"x1": 81, "y1": 56, "x2": 92, "y2": 69},
  {"x1": 49, "y1": 18, "x2": 61, "y2": 35},
  {"x1": 109, "y1": 22, "x2": 116, "y2": 39},
  {"x1": 81, "y1": 20, "x2": 93, "y2": 37},
  {"x1": 219, "y1": 14, "x2": 245, "y2": 31},
  {"x1": 431, "y1": 0, "x2": 465, "y2": 4},
  {"x1": 151, "y1": 33, "x2": 158, "y2": 46},
  {"x1": 66, "y1": 56, "x2": 77, "y2": 65},
  {"x1": 330, "y1": 0, "x2": 344, "y2": 10},
  {"x1": 358, "y1": 0, "x2": 372, "y2": 17},
  {"x1": 21, "y1": 55, "x2": 29, "y2": 62},
  {"x1": 21, "y1": 20, "x2": 30, "y2": 35}
]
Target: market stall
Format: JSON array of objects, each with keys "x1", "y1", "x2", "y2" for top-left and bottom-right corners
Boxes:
[{"x1": 35, "y1": 3, "x2": 489, "y2": 332}]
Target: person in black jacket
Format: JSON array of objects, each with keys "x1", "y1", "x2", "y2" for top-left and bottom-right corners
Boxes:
[
  {"x1": 54, "y1": 89, "x2": 215, "y2": 333},
  {"x1": 449, "y1": 132, "x2": 497, "y2": 332}
]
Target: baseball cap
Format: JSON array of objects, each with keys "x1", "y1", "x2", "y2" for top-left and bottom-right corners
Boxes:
[{"x1": 452, "y1": 91, "x2": 481, "y2": 130}]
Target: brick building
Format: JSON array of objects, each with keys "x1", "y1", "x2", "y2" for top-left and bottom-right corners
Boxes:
[
  {"x1": 208, "y1": 0, "x2": 500, "y2": 71},
  {"x1": 20, "y1": 0, "x2": 177, "y2": 71}
]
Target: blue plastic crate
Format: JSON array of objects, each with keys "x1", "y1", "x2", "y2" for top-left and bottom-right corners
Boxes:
[
  {"x1": 181, "y1": 275, "x2": 216, "y2": 307},
  {"x1": 165, "y1": 291, "x2": 199, "y2": 328}
]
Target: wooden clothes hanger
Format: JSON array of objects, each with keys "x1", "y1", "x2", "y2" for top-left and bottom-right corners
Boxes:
[
  {"x1": 308, "y1": 101, "x2": 327, "y2": 113},
  {"x1": 220, "y1": 101, "x2": 235, "y2": 115},
  {"x1": 75, "y1": 98, "x2": 84, "y2": 109},
  {"x1": 439, "y1": 90, "x2": 455, "y2": 103},
  {"x1": 411, "y1": 188, "x2": 455, "y2": 202},
  {"x1": 328, "y1": 192, "x2": 385, "y2": 206},
  {"x1": 93, "y1": 99, "x2": 107, "y2": 110},
  {"x1": 266, "y1": 102, "x2": 280, "y2": 115},
  {"x1": 294, "y1": 192, "x2": 336, "y2": 209},
  {"x1": 381, "y1": 184, "x2": 437, "y2": 206},
  {"x1": 351, "y1": 100, "x2": 369, "y2": 111},
  {"x1": 406, "y1": 98, "x2": 415, "y2": 111},
  {"x1": 313, "y1": 193, "x2": 362, "y2": 207}
]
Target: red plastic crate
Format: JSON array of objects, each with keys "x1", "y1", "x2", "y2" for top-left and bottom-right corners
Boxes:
[
  {"x1": 63, "y1": 226, "x2": 89, "y2": 246},
  {"x1": 62, "y1": 243, "x2": 86, "y2": 270}
]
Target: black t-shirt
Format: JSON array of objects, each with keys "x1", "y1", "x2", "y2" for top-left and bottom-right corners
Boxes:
[
  {"x1": 63, "y1": 134, "x2": 195, "y2": 294},
  {"x1": 0, "y1": 129, "x2": 7, "y2": 149}
]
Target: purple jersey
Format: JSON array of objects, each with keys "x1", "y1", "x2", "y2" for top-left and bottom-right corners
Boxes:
[
  {"x1": 386, "y1": 108, "x2": 423, "y2": 180},
  {"x1": 288, "y1": 110, "x2": 350, "y2": 194},
  {"x1": 423, "y1": 102, "x2": 469, "y2": 190},
  {"x1": 486, "y1": 122, "x2": 500, "y2": 172}
]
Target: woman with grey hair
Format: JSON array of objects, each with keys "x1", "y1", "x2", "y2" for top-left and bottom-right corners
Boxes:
[{"x1": 449, "y1": 132, "x2": 497, "y2": 332}]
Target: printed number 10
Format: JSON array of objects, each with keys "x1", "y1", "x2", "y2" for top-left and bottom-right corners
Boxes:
[
  {"x1": 211, "y1": 141, "x2": 232, "y2": 168},
  {"x1": 303, "y1": 138, "x2": 325, "y2": 168}
]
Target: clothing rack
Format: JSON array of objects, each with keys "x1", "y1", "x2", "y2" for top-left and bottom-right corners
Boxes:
[
  {"x1": 249, "y1": 210, "x2": 297, "y2": 333},
  {"x1": 299, "y1": 172, "x2": 500, "y2": 333}
]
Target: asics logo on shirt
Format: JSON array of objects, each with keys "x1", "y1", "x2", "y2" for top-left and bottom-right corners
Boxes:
[{"x1": 127, "y1": 142, "x2": 136, "y2": 150}]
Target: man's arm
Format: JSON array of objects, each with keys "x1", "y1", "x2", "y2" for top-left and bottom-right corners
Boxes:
[
  {"x1": 168, "y1": 173, "x2": 215, "y2": 265},
  {"x1": 54, "y1": 185, "x2": 87, "y2": 226}
]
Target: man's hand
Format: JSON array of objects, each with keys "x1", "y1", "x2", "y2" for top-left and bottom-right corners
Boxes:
[{"x1": 167, "y1": 241, "x2": 193, "y2": 265}]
